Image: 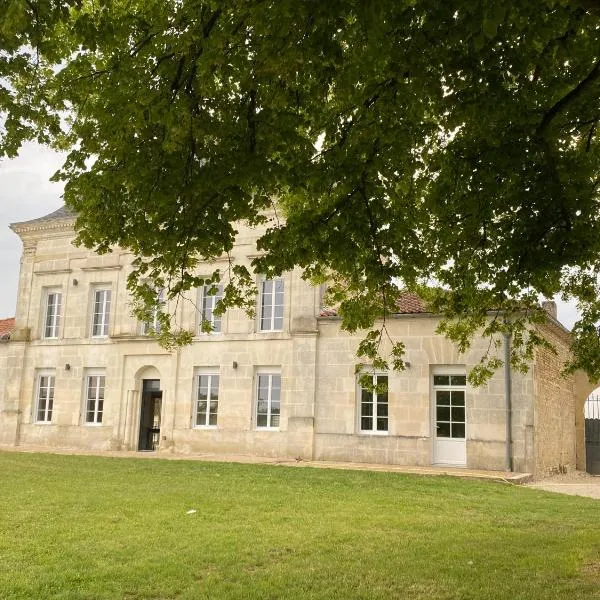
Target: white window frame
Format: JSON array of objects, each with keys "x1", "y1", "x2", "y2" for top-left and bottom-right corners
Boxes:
[
  {"x1": 84, "y1": 371, "x2": 105, "y2": 425},
  {"x1": 193, "y1": 369, "x2": 220, "y2": 428},
  {"x1": 258, "y1": 278, "x2": 284, "y2": 332},
  {"x1": 42, "y1": 288, "x2": 62, "y2": 339},
  {"x1": 357, "y1": 372, "x2": 389, "y2": 435},
  {"x1": 141, "y1": 288, "x2": 164, "y2": 335},
  {"x1": 431, "y1": 369, "x2": 467, "y2": 441},
  {"x1": 199, "y1": 284, "x2": 223, "y2": 334},
  {"x1": 91, "y1": 288, "x2": 111, "y2": 338},
  {"x1": 255, "y1": 370, "x2": 281, "y2": 430},
  {"x1": 34, "y1": 370, "x2": 56, "y2": 423}
]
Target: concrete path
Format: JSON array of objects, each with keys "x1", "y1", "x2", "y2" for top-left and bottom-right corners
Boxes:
[
  {"x1": 526, "y1": 472, "x2": 600, "y2": 499},
  {"x1": 0, "y1": 444, "x2": 530, "y2": 483}
]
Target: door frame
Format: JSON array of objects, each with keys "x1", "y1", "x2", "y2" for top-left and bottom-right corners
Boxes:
[
  {"x1": 137, "y1": 378, "x2": 163, "y2": 451},
  {"x1": 431, "y1": 368, "x2": 467, "y2": 466}
]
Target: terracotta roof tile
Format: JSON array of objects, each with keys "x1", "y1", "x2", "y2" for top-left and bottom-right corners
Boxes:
[
  {"x1": 394, "y1": 292, "x2": 427, "y2": 314},
  {"x1": 318, "y1": 292, "x2": 428, "y2": 318},
  {"x1": 0, "y1": 317, "x2": 15, "y2": 339}
]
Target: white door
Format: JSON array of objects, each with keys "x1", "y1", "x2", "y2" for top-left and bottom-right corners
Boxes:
[{"x1": 432, "y1": 374, "x2": 467, "y2": 466}]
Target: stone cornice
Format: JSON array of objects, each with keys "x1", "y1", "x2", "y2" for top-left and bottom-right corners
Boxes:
[{"x1": 10, "y1": 218, "x2": 76, "y2": 238}]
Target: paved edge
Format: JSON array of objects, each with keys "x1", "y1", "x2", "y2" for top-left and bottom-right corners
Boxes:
[{"x1": 0, "y1": 444, "x2": 532, "y2": 484}]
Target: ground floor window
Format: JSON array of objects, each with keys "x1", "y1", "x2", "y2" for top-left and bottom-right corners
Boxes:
[
  {"x1": 359, "y1": 374, "x2": 388, "y2": 433},
  {"x1": 85, "y1": 373, "x2": 105, "y2": 424},
  {"x1": 433, "y1": 374, "x2": 466, "y2": 438},
  {"x1": 195, "y1": 373, "x2": 219, "y2": 427},
  {"x1": 35, "y1": 372, "x2": 55, "y2": 423},
  {"x1": 256, "y1": 373, "x2": 281, "y2": 429}
]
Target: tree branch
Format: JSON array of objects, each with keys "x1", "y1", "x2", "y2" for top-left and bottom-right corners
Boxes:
[{"x1": 537, "y1": 59, "x2": 600, "y2": 136}]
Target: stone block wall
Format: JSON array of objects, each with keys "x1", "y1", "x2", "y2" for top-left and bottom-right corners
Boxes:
[{"x1": 533, "y1": 324, "x2": 577, "y2": 477}]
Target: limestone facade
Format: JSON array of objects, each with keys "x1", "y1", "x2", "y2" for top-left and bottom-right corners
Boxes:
[{"x1": 0, "y1": 208, "x2": 586, "y2": 476}]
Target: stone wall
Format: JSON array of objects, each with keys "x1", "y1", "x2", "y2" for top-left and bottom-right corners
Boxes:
[
  {"x1": 314, "y1": 317, "x2": 536, "y2": 471},
  {"x1": 533, "y1": 323, "x2": 577, "y2": 476}
]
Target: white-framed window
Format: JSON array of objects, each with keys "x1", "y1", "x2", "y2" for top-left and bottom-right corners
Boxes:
[
  {"x1": 142, "y1": 288, "x2": 164, "y2": 335},
  {"x1": 91, "y1": 288, "x2": 111, "y2": 337},
  {"x1": 259, "y1": 278, "x2": 284, "y2": 331},
  {"x1": 84, "y1": 372, "x2": 105, "y2": 424},
  {"x1": 194, "y1": 371, "x2": 219, "y2": 427},
  {"x1": 199, "y1": 284, "x2": 223, "y2": 334},
  {"x1": 42, "y1": 289, "x2": 62, "y2": 339},
  {"x1": 256, "y1": 372, "x2": 281, "y2": 429},
  {"x1": 432, "y1": 374, "x2": 466, "y2": 439},
  {"x1": 35, "y1": 371, "x2": 55, "y2": 423},
  {"x1": 358, "y1": 373, "x2": 388, "y2": 434}
]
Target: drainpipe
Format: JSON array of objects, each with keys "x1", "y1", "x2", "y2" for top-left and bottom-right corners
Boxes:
[{"x1": 504, "y1": 331, "x2": 513, "y2": 472}]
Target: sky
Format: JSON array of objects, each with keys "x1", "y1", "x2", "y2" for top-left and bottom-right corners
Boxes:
[{"x1": 0, "y1": 143, "x2": 582, "y2": 329}]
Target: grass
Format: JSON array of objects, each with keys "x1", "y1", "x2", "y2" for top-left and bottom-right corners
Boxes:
[{"x1": 0, "y1": 452, "x2": 599, "y2": 600}]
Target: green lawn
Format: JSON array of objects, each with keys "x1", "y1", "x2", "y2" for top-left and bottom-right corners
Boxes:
[{"x1": 0, "y1": 452, "x2": 599, "y2": 600}]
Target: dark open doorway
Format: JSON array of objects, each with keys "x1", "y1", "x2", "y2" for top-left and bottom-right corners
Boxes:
[{"x1": 138, "y1": 379, "x2": 162, "y2": 451}]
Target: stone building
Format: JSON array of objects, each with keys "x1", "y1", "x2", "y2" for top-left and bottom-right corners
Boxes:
[{"x1": 0, "y1": 206, "x2": 591, "y2": 476}]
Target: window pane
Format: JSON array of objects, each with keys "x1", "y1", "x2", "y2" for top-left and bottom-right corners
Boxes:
[
  {"x1": 271, "y1": 402, "x2": 280, "y2": 415},
  {"x1": 450, "y1": 375, "x2": 466, "y2": 386},
  {"x1": 452, "y1": 423, "x2": 465, "y2": 439},
  {"x1": 261, "y1": 304, "x2": 272, "y2": 329},
  {"x1": 270, "y1": 377, "x2": 281, "y2": 400},
  {"x1": 433, "y1": 375, "x2": 450, "y2": 386},
  {"x1": 436, "y1": 406, "x2": 450, "y2": 421},
  {"x1": 437, "y1": 422, "x2": 451, "y2": 437},
  {"x1": 436, "y1": 390, "x2": 451, "y2": 405},
  {"x1": 257, "y1": 414, "x2": 268, "y2": 427},
  {"x1": 262, "y1": 280, "x2": 273, "y2": 295},
  {"x1": 361, "y1": 417, "x2": 372, "y2": 431},
  {"x1": 451, "y1": 390, "x2": 465, "y2": 406},
  {"x1": 377, "y1": 403, "x2": 388, "y2": 417},
  {"x1": 270, "y1": 414, "x2": 280, "y2": 428},
  {"x1": 208, "y1": 413, "x2": 217, "y2": 426},
  {"x1": 376, "y1": 418, "x2": 388, "y2": 432},
  {"x1": 257, "y1": 400, "x2": 268, "y2": 415},
  {"x1": 209, "y1": 401, "x2": 218, "y2": 413},
  {"x1": 361, "y1": 402, "x2": 373, "y2": 417},
  {"x1": 197, "y1": 401, "x2": 207, "y2": 414},
  {"x1": 451, "y1": 406, "x2": 465, "y2": 422}
]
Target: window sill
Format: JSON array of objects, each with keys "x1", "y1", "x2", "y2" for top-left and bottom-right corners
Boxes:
[
  {"x1": 255, "y1": 427, "x2": 280, "y2": 432},
  {"x1": 193, "y1": 425, "x2": 218, "y2": 430},
  {"x1": 358, "y1": 430, "x2": 389, "y2": 436}
]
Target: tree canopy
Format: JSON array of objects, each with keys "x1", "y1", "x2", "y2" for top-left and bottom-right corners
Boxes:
[{"x1": 2, "y1": 0, "x2": 600, "y2": 382}]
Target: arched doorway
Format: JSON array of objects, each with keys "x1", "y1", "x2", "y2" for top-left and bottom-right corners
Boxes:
[
  {"x1": 585, "y1": 391, "x2": 600, "y2": 474},
  {"x1": 133, "y1": 366, "x2": 163, "y2": 452}
]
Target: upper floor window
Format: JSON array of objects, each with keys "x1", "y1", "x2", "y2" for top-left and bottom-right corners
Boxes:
[
  {"x1": 359, "y1": 374, "x2": 388, "y2": 434},
  {"x1": 142, "y1": 288, "x2": 164, "y2": 335},
  {"x1": 259, "y1": 278, "x2": 284, "y2": 331},
  {"x1": 43, "y1": 290, "x2": 62, "y2": 339},
  {"x1": 84, "y1": 372, "x2": 105, "y2": 424},
  {"x1": 35, "y1": 371, "x2": 55, "y2": 423},
  {"x1": 92, "y1": 289, "x2": 111, "y2": 338},
  {"x1": 200, "y1": 284, "x2": 223, "y2": 334}
]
